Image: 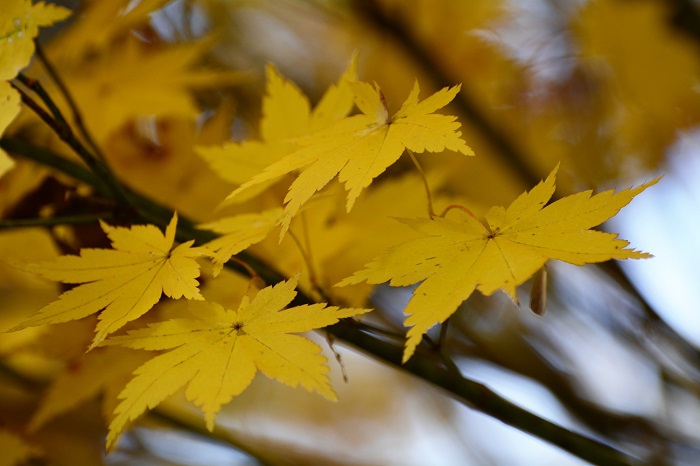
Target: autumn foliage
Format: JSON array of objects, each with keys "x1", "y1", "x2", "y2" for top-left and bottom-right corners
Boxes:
[{"x1": 1, "y1": 1, "x2": 696, "y2": 465}]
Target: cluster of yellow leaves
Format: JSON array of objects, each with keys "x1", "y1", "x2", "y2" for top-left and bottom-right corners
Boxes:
[
  {"x1": 0, "y1": 1, "x2": 70, "y2": 177},
  {"x1": 195, "y1": 60, "x2": 658, "y2": 366},
  {"x1": 7, "y1": 213, "x2": 369, "y2": 448},
  {"x1": 200, "y1": 63, "x2": 473, "y2": 239},
  {"x1": 0, "y1": 2, "x2": 661, "y2": 456}
]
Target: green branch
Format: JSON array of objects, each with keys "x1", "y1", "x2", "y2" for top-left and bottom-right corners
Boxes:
[
  {"x1": 0, "y1": 214, "x2": 113, "y2": 229},
  {"x1": 11, "y1": 74, "x2": 132, "y2": 208},
  {"x1": 0, "y1": 137, "x2": 107, "y2": 195}
]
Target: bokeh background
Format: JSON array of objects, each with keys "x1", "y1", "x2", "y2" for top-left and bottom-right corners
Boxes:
[{"x1": 2, "y1": 0, "x2": 700, "y2": 465}]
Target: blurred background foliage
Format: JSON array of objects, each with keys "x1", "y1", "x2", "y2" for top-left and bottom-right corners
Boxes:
[{"x1": 2, "y1": 0, "x2": 700, "y2": 464}]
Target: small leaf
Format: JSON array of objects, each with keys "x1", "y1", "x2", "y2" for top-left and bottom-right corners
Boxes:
[
  {"x1": 0, "y1": 0, "x2": 71, "y2": 80},
  {"x1": 199, "y1": 208, "x2": 283, "y2": 275}
]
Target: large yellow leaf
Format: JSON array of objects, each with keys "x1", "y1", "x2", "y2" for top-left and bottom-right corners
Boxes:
[
  {"x1": 103, "y1": 275, "x2": 369, "y2": 448},
  {"x1": 0, "y1": 0, "x2": 71, "y2": 80},
  {"x1": 229, "y1": 80, "x2": 474, "y2": 238},
  {"x1": 11, "y1": 214, "x2": 208, "y2": 348},
  {"x1": 339, "y1": 166, "x2": 659, "y2": 362}
]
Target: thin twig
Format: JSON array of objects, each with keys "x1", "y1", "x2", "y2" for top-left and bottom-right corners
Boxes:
[
  {"x1": 288, "y1": 227, "x2": 328, "y2": 302},
  {"x1": 9, "y1": 80, "x2": 131, "y2": 208},
  {"x1": 406, "y1": 149, "x2": 436, "y2": 218},
  {"x1": 14, "y1": 73, "x2": 71, "y2": 129},
  {"x1": 33, "y1": 42, "x2": 106, "y2": 162},
  {"x1": 437, "y1": 318, "x2": 450, "y2": 349},
  {"x1": 440, "y1": 203, "x2": 490, "y2": 234}
]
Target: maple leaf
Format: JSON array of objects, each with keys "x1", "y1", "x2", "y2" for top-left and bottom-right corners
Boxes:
[
  {"x1": 199, "y1": 208, "x2": 283, "y2": 276},
  {"x1": 228, "y1": 80, "x2": 474, "y2": 238},
  {"x1": 63, "y1": 37, "x2": 244, "y2": 142},
  {"x1": 197, "y1": 59, "x2": 357, "y2": 202},
  {"x1": 0, "y1": 0, "x2": 71, "y2": 81},
  {"x1": 10, "y1": 213, "x2": 209, "y2": 348},
  {"x1": 102, "y1": 275, "x2": 370, "y2": 449},
  {"x1": 338, "y1": 166, "x2": 659, "y2": 362}
]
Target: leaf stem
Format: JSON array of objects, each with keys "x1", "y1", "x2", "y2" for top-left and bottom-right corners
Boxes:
[
  {"x1": 406, "y1": 149, "x2": 436, "y2": 218},
  {"x1": 288, "y1": 225, "x2": 327, "y2": 302},
  {"x1": 440, "y1": 203, "x2": 490, "y2": 233},
  {"x1": 229, "y1": 256, "x2": 266, "y2": 293}
]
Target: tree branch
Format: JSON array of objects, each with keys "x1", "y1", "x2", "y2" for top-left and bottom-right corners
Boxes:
[{"x1": 4, "y1": 138, "x2": 645, "y2": 466}]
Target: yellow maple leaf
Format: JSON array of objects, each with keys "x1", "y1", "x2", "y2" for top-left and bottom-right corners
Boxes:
[
  {"x1": 199, "y1": 208, "x2": 283, "y2": 275},
  {"x1": 228, "y1": 80, "x2": 474, "y2": 238},
  {"x1": 102, "y1": 274, "x2": 369, "y2": 449},
  {"x1": 197, "y1": 59, "x2": 357, "y2": 202},
  {"x1": 338, "y1": 166, "x2": 659, "y2": 363},
  {"x1": 62, "y1": 37, "x2": 244, "y2": 142},
  {"x1": 10, "y1": 213, "x2": 209, "y2": 348},
  {"x1": 0, "y1": 0, "x2": 71, "y2": 80}
]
